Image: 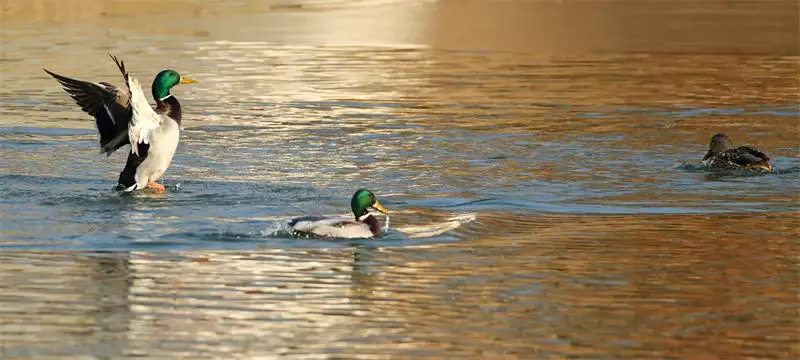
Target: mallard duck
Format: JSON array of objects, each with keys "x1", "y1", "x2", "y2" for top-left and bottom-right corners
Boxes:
[
  {"x1": 44, "y1": 54, "x2": 196, "y2": 192},
  {"x1": 702, "y1": 133, "x2": 772, "y2": 171},
  {"x1": 288, "y1": 189, "x2": 390, "y2": 238}
]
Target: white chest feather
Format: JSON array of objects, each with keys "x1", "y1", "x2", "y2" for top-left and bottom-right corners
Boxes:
[{"x1": 136, "y1": 118, "x2": 180, "y2": 182}]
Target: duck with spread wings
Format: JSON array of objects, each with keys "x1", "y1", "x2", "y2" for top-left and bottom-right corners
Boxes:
[{"x1": 44, "y1": 55, "x2": 196, "y2": 192}]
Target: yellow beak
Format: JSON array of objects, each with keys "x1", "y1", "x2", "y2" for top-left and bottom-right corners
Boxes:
[
  {"x1": 372, "y1": 200, "x2": 389, "y2": 214},
  {"x1": 179, "y1": 76, "x2": 197, "y2": 84}
]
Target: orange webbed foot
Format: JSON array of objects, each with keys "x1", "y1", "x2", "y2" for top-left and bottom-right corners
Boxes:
[{"x1": 147, "y1": 180, "x2": 166, "y2": 192}]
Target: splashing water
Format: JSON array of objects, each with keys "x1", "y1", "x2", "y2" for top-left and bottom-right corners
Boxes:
[{"x1": 395, "y1": 213, "x2": 477, "y2": 239}]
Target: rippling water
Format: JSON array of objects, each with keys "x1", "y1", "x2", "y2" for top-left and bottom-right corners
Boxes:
[{"x1": 1, "y1": 0, "x2": 798, "y2": 359}]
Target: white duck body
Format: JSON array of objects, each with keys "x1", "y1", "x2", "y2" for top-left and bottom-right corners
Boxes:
[
  {"x1": 289, "y1": 214, "x2": 383, "y2": 239},
  {"x1": 133, "y1": 114, "x2": 180, "y2": 187},
  {"x1": 120, "y1": 75, "x2": 187, "y2": 192}
]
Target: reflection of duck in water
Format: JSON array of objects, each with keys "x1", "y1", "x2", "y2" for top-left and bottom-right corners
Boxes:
[
  {"x1": 288, "y1": 189, "x2": 389, "y2": 239},
  {"x1": 45, "y1": 55, "x2": 196, "y2": 192},
  {"x1": 702, "y1": 133, "x2": 772, "y2": 172}
]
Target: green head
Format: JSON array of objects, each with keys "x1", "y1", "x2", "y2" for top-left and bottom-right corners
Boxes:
[
  {"x1": 350, "y1": 189, "x2": 389, "y2": 219},
  {"x1": 152, "y1": 69, "x2": 196, "y2": 100}
]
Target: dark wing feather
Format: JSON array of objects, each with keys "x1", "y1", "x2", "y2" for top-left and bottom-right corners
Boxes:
[
  {"x1": 288, "y1": 215, "x2": 328, "y2": 227},
  {"x1": 109, "y1": 54, "x2": 132, "y2": 101},
  {"x1": 731, "y1": 146, "x2": 770, "y2": 166},
  {"x1": 98, "y1": 54, "x2": 136, "y2": 154},
  {"x1": 44, "y1": 55, "x2": 133, "y2": 155}
]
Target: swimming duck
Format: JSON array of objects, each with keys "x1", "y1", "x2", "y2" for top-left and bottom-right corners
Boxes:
[
  {"x1": 288, "y1": 189, "x2": 390, "y2": 238},
  {"x1": 44, "y1": 55, "x2": 196, "y2": 192},
  {"x1": 702, "y1": 133, "x2": 772, "y2": 171}
]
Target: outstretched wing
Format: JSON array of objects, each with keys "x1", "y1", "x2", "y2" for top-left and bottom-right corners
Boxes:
[
  {"x1": 98, "y1": 54, "x2": 135, "y2": 154},
  {"x1": 44, "y1": 58, "x2": 132, "y2": 155},
  {"x1": 126, "y1": 76, "x2": 162, "y2": 156}
]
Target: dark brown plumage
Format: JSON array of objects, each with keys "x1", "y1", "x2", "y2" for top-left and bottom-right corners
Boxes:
[{"x1": 702, "y1": 133, "x2": 772, "y2": 171}]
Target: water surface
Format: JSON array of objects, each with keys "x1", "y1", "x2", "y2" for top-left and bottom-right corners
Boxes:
[{"x1": 0, "y1": 0, "x2": 798, "y2": 359}]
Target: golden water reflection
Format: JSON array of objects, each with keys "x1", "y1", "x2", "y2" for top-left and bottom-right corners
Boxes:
[
  {"x1": 0, "y1": 212, "x2": 796, "y2": 359},
  {"x1": 0, "y1": 0, "x2": 798, "y2": 359}
]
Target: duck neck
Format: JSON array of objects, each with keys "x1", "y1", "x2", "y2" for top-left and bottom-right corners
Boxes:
[
  {"x1": 155, "y1": 94, "x2": 182, "y2": 124},
  {"x1": 358, "y1": 213, "x2": 382, "y2": 236},
  {"x1": 702, "y1": 149, "x2": 716, "y2": 161}
]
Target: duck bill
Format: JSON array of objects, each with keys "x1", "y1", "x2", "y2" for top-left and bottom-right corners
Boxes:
[
  {"x1": 179, "y1": 76, "x2": 197, "y2": 84},
  {"x1": 371, "y1": 201, "x2": 389, "y2": 215}
]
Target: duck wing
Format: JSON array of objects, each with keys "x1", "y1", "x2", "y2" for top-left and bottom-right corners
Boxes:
[
  {"x1": 126, "y1": 75, "x2": 163, "y2": 156},
  {"x1": 44, "y1": 54, "x2": 132, "y2": 155},
  {"x1": 289, "y1": 216, "x2": 355, "y2": 232},
  {"x1": 288, "y1": 216, "x2": 377, "y2": 238},
  {"x1": 730, "y1": 146, "x2": 770, "y2": 166}
]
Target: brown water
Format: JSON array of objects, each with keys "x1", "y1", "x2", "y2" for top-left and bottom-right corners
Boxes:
[{"x1": 1, "y1": 1, "x2": 799, "y2": 359}]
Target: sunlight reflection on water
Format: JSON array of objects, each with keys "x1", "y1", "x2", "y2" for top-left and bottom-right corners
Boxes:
[{"x1": 0, "y1": 0, "x2": 798, "y2": 359}]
